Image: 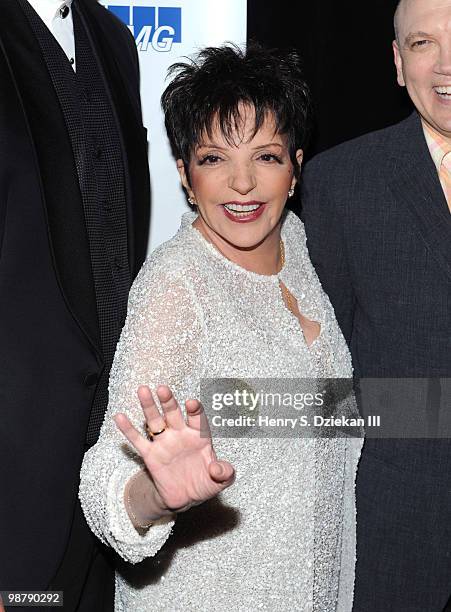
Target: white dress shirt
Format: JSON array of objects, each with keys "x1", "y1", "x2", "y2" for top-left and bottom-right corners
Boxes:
[{"x1": 26, "y1": 0, "x2": 76, "y2": 71}]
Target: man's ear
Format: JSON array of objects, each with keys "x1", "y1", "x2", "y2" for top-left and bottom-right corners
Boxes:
[
  {"x1": 393, "y1": 41, "x2": 406, "y2": 87},
  {"x1": 176, "y1": 159, "x2": 194, "y2": 198}
]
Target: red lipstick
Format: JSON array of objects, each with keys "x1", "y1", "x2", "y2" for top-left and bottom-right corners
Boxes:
[{"x1": 222, "y1": 201, "x2": 266, "y2": 223}]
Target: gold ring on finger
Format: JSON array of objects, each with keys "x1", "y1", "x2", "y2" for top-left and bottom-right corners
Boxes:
[
  {"x1": 144, "y1": 422, "x2": 166, "y2": 441},
  {"x1": 152, "y1": 427, "x2": 166, "y2": 436}
]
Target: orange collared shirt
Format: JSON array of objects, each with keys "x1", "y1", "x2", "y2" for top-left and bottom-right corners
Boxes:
[{"x1": 422, "y1": 120, "x2": 451, "y2": 213}]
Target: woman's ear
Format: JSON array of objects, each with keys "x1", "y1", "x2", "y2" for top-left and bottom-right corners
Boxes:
[
  {"x1": 296, "y1": 149, "x2": 304, "y2": 167},
  {"x1": 176, "y1": 159, "x2": 193, "y2": 197},
  {"x1": 291, "y1": 149, "x2": 304, "y2": 189}
]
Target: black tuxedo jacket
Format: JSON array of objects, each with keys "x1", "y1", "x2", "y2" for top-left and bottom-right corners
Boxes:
[
  {"x1": 0, "y1": 0, "x2": 149, "y2": 591},
  {"x1": 301, "y1": 112, "x2": 451, "y2": 609}
]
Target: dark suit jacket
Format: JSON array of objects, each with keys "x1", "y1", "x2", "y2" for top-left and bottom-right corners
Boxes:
[
  {"x1": 301, "y1": 112, "x2": 451, "y2": 608},
  {"x1": 0, "y1": 0, "x2": 149, "y2": 591},
  {"x1": 302, "y1": 111, "x2": 450, "y2": 379}
]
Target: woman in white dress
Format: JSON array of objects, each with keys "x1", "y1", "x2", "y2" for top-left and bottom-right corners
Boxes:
[{"x1": 79, "y1": 44, "x2": 362, "y2": 611}]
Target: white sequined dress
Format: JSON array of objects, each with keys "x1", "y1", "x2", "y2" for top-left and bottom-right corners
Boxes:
[{"x1": 79, "y1": 210, "x2": 362, "y2": 612}]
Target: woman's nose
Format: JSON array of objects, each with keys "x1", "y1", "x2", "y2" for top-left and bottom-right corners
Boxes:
[{"x1": 228, "y1": 163, "x2": 257, "y2": 194}]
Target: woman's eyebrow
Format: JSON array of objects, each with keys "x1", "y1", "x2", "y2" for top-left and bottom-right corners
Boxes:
[
  {"x1": 196, "y1": 143, "x2": 228, "y2": 150},
  {"x1": 196, "y1": 142, "x2": 285, "y2": 151},
  {"x1": 252, "y1": 142, "x2": 284, "y2": 150}
]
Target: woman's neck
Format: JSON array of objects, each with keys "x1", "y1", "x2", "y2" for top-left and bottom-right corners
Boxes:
[{"x1": 192, "y1": 216, "x2": 283, "y2": 275}]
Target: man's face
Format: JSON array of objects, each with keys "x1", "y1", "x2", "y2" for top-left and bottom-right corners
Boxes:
[{"x1": 394, "y1": 0, "x2": 451, "y2": 139}]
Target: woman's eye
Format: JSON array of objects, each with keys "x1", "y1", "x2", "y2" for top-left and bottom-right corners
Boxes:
[
  {"x1": 199, "y1": 154, "x2": 222, "y2": 165},
  {"x1": 258, "y1": 153, "x2": 282, "y2": 163}
]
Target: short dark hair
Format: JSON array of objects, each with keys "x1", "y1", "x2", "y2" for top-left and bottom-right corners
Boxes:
[{"x1": 161, "y1": 43, "x2": 312, "y2": 180}]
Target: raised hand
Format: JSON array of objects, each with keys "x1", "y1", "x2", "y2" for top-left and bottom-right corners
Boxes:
[{"x1": 113, "y1": 385, "x2": 235, "y2": 525}]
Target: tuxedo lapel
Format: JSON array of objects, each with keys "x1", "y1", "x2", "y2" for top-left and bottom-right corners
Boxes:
[
  {"x1": 0, "y1": 0, "x2": 101, "y2": 353},
  {"x1": 77, "y1": 0, "x2": 150, "y2": 277},
  {"x1": 389, "y1": 112, "x2": 451, "y2": 282}
]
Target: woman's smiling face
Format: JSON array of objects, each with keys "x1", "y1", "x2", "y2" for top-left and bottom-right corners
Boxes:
[{"x1": 177, "y1": 109, "x2": 302, "y2": 254}]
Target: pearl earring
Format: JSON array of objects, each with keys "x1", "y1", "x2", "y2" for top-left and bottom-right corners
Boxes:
[
  {"x1": 288, "y1": 187, "x2": 295, "y2": 198},
  {"x1": 188, "y1": 197, "x2": 196, "y2": 206}
]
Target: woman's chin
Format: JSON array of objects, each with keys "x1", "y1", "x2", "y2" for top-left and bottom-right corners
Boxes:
[{"x1": 217, "y1": 229, "x2": 276, "y2": 252}]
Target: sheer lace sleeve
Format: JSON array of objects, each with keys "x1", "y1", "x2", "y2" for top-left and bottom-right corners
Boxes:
[{"x1": 79, "y1": 259, "x2": 204, "y2": 563}]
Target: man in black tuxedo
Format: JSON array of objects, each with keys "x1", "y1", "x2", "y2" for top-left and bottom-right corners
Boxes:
[
  {"x1": 302, "y1": 0, "x2": 451, "y2": 610},
  {"x1": 0, "y1": 1, "x2": 149, "y2": 609}
]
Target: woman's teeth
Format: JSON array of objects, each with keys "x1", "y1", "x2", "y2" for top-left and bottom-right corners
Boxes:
[{"x1": 224, "y1": 203, "x2": 261, "y2": 217}]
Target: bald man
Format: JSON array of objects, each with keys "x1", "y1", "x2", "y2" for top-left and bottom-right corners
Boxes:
[{"x1": 302, "y1": 0, "x2": 451, "y2": 610}]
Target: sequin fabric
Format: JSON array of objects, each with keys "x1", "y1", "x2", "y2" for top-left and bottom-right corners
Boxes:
[{"x1": 79, "y1": 210, "x2": 362, "y2": 611}]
